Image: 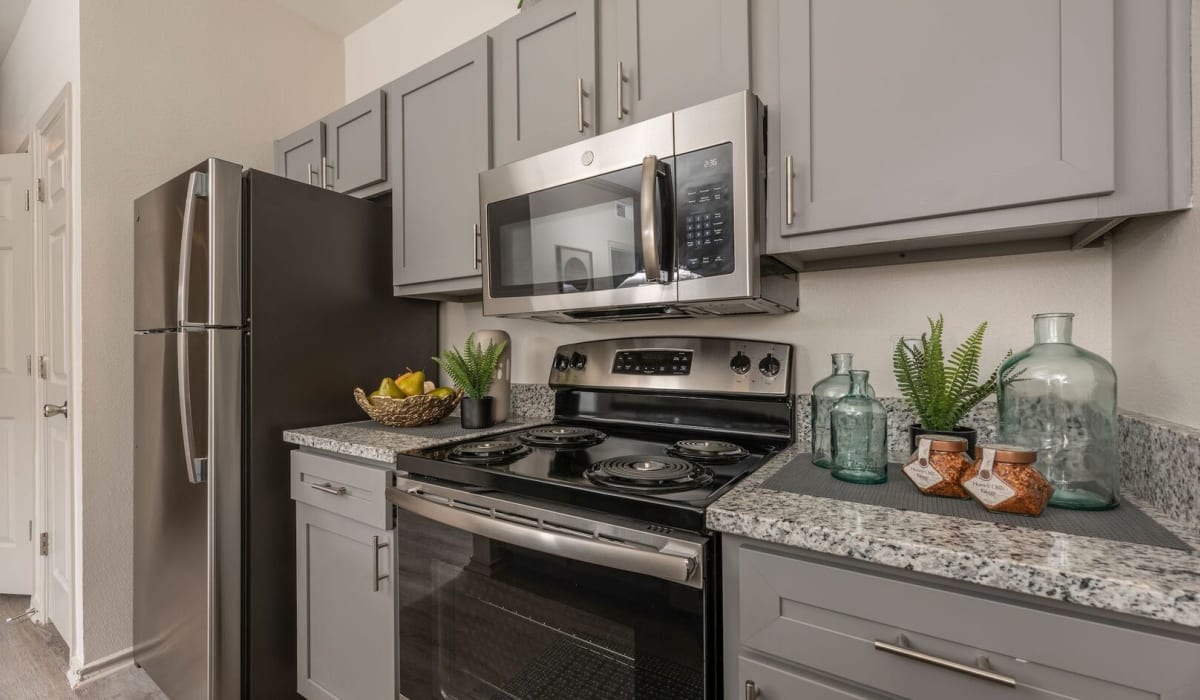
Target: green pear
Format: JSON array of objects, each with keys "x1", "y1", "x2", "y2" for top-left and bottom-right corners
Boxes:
[
  {"x1": 398, "y1": 371, "x2": 425, "y2": 397},
  {"x1": 376, "y1": 376, "x2": 404, "y2": 399}
]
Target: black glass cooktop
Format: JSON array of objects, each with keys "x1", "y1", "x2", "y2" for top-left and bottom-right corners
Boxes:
[{"x1": 397, "y1": 422, "x2": 786, "y2": 532}]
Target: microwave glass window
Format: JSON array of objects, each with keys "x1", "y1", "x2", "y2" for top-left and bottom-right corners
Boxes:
[
  {"x1": 675, "y1": 143, "x2": 735, "y2": 279},
  {"x1": 488, "y1": 161, "x2": 669, "y2": 298}
]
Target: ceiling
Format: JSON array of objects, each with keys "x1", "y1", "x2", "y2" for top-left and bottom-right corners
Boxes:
[
  {"x1": 0, "y1": 0, "x2": 30, "y2": 65},
  {"x1": 271, "y1": 0, "x2": 403, "y2": 37}
]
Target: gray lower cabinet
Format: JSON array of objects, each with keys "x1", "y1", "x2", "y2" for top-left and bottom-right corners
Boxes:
[
  {"x1": 599, "y1": 0, "x2": 749, "y2": 131},
  {"x1": 292, "y1": 451, "x2": 396, "y2": 700},
  {"x1": 275, "y1": 122, "x2": 325, "y2": 185},
  {"x1": 326, "y1": 90, "x2": 387, "y2": 194},
  {"x1": 389, "y1": 36, "x2": 491, "y2": 298},
  {"x1": 724, "y1": 536, "x2": 1200, "y2": 700},
  {"x1": 491, "y1": 0, "x2": 597, "y2": 165}
]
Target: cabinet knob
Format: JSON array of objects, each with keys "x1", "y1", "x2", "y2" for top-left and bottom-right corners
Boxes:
[{"x1": 745, "y1": 680, "x2": 757, "y2": 700}]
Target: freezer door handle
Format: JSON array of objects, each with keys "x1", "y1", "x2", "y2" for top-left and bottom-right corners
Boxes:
[
  {"x1": 176, "y1": 171, "x2": 208, "y2": 328},
  {"x1": 177, "y1": 331, "x2": 206, "y2": 484}
]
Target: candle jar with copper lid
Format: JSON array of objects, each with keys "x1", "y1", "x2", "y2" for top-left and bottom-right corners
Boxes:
[
  {"x1": 902, "y1": 435, "x2": 973, "y2": 498},
  {"x1": 962, "y1": 444, "x2": 1053, "y2": 516}
]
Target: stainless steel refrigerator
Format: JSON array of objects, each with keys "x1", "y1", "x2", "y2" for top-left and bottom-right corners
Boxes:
[{"x1": 133, "y1": 158, "x2": 437, "y2": 700}]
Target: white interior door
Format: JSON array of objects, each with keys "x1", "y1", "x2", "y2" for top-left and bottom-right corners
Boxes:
[
  {"x1": 35, "y1": 100, "x2": 72, "y2": 637},
  {"x1": 0, "y1": 153, "x2": 34, "y2": 594}
]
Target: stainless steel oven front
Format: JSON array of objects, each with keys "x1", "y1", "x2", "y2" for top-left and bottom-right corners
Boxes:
[
  {"x1": 479, "y1": 91, "x2": 796, "y2": 323},
  {"x1": 388, "y1": 476, "x2": 715, "y2": 700}
]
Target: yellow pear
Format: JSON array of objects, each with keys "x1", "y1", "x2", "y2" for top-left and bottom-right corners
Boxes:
[
  {"x1": 396, "y1": 369, "x2": 413, "y2": 384},
  {"x1": 398, "y1": 370, "x2": 425, "y2": 397},
  {"x1": 376, "y1": 376, "x2": 404, "y2": 399},
  {"x1": 429, "y1": 387, "x2": 455, "y2": 400}
]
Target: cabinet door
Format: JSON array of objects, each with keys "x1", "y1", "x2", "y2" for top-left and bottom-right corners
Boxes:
[
  {"x1": 389, "y1": 36, "x2": 491, "y2": 290},
  {"x1": 610, "y1": 0, "x2": 749, "y2": 126},
  {"x1": 296, "y1": 503, "x2": 394, "y2": 700},
  {"x1": 777, "y1": 0, "x2": 1115, "y2": 236},
  {"x1": 275, "y1": 122, "x2": 324, "y2": 185},
  {"x1": 327, "y1": 90, "x2": 387, "y2": 194},
  {"x1": 492, "y1": 0, "x2": 597, "y2": 165}
]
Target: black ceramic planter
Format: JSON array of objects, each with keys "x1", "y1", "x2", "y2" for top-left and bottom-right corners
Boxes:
[
  {"x1": 460, "y1": 396, "x2": 496, "y2": 430},
  {"x1": 908, "y1": 424, "x2": 978, "y2": 457}
]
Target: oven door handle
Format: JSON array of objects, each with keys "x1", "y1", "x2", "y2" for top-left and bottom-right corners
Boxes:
[
  {"x1": 388, "y1": 487, "x2": 698, "y2": 586},
  {"x1": 639, "y1": 155, "x2": 672, "y2": 284}
]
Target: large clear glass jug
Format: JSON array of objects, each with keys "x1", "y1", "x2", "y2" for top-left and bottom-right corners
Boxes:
[
  {"x1": 811, "y1": 353, "x2": 874, "y2": 468},
  {"x1": 997, "y1": 313, "x2": 1119, "y2": 509}
]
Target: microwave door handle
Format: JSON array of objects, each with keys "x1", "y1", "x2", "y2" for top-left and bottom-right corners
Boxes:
[{"x1": 639, "y1": 155, "x2": 671, "y2": 284}]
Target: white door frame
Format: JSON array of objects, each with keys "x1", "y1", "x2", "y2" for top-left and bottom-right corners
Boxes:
[{"x1": 29, "y1": 83, "x2": 76, "y2": 658}]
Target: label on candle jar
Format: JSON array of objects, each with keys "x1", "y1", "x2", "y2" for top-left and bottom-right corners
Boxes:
[
  {"x1": 963, "y1": 449, "x2": 1016, "y2": 506},
  {"x1": 902, "y1": 439, "x2": 943, "y2": 489}
]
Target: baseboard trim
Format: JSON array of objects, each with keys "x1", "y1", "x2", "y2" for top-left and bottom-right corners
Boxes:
[{"x1": 69, "y1": 646, "x2": 135, "y2": 687}]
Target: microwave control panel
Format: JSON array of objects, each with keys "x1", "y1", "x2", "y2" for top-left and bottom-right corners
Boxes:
[{"x1": 675, "y1": 143, "x2": 735, "y2": 279}]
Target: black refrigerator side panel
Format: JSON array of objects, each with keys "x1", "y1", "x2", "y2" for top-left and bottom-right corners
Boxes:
[{"x1": 244, "y1": 170, "x2": 439, "y2": 699}]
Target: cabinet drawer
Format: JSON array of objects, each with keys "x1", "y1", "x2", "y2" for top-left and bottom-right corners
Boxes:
[
  {"x1": 290, "y1": 450, "x2": 393, "y2": 529},
  {"x1": 738, "y1": 546, "x2": 1199, "y2": 699},
  {"x1": 740, "y1": 655, "x2": 886, "y2": 700}
]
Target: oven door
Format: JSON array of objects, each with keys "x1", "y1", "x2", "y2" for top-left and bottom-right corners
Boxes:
[
  {"x1": 479, "y1": 114, "x2": 679, "y2": 322},
  {"x1": 388, "y1": 477, "x2": 712, "y2": 700}
]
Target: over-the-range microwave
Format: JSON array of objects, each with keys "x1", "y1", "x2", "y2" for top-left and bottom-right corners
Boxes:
[{"x1": 478, "y1": 91, "x2": 797, "y2": 323}]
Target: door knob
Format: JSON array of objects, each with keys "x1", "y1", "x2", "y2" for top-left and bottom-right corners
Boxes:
[{"x1": 43, "y1": 401, "x2": 68, "y2": 419}]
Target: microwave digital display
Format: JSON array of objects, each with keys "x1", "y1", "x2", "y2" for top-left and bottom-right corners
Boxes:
[{"x1": 675, "y1": 143, "x2": 735, "y2": 279}]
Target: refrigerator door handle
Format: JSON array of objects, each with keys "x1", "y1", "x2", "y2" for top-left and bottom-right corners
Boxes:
[
  {"x1": 176, "y1": 171, "x2": 208, "y2": 328},
  {"x1": 177, "y1": 332, "x2": 206, "y2": 484}
]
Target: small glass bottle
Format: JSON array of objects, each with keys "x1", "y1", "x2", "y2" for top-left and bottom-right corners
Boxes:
[
  {"x1": 811, "y1": 353, "x2": 875, "y2": 468},
  {"x1": 998, "y1": 313, "x2": 1119, "y2": 510},
  {"x1": 830, "y1": 370, "x2": 889, "y2": 484}
]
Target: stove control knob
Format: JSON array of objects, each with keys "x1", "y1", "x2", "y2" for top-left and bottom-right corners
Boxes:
[
  {"x1": 729, "y1": 351, "x2": 751, "y2": 375},
  {"x1": 758, "y1": 354, "x2": 781, "y2": 378},
  {"x1": 553, "y1": 353, "x2": 571, "y2": 372},
  {"x1": 570, "y1": 352, "x2": 587, "y2": 370}
]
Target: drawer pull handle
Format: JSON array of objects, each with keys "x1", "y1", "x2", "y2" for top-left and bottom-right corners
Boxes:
[
  {"x1": 310, "y1": 482, "x2": 347, "y2": 496},
  {"x1": 744, "y1": 679, "x2": 757, "y2": 699},
  {"x1": 372, "y1": 536, "x2": 389, "y2": 592},
  {"x1": 874, "y1": 635, "x2": 1016, "y2": 688}
]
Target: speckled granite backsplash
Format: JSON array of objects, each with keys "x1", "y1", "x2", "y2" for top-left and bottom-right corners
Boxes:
[{"x1": 511, "y1": 383, "x2": 1200, "y2": 533}]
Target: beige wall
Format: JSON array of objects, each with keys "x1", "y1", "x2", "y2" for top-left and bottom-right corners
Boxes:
[
  {"x1": 343, "y1": 0, "x2": 518, "y2": 101},
  {"x1": 346, "y1": 1, "x2": 1117, "y2": 398},
  {"x1": 76, "y1": 0, "x2": 344, "y2": 663},
  {"x1": 1111, "y1": 4, "x2": 1200, "y2": 427}
]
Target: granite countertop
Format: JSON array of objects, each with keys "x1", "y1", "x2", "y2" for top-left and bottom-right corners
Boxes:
[
  {"x1": 283, "y1": 417, "x2": 545, "y2": 463},
  {"x1": 708, "y1": 444, "x2": 1200, "y2": 629}
]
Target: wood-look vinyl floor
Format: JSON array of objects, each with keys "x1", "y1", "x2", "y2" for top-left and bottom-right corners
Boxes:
[{"x1": 0, "y1": 595, "x2": 167, "y2": 700}]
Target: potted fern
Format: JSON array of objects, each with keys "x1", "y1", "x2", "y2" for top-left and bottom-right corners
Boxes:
[
  {"x1": 892, "y1": 315, "x2": 1011, "y2": 455},
  {"x1": 434, "y1": 332, "x2": 509, "y2": 429}
]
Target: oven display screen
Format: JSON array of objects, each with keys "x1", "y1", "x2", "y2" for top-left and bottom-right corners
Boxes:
[{"x1": 613, "y1": 350, "x2": 693, "y2": 376}]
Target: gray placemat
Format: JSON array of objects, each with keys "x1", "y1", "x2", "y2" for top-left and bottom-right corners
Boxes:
[{"x1": 760, "y1": 455, "x2": 1191, "y2": 551}]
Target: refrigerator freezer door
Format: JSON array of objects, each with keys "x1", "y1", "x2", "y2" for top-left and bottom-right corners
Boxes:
[
  {"x1": 134, "y1": 158, "x2": 243, "y2": 331},
  {"x1": 134, "y1": 327, "x2": 242, "y2": 700},
  {"x1": 134, "y1": 330, "x2": 208, "y2": 700}
]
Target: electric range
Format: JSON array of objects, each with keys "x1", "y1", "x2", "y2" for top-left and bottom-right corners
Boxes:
[{"x1": 387, "y1": 337, "x2": 793, "y2": 700}]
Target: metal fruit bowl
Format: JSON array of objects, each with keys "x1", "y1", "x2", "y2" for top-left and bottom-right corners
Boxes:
[{"x1": 353, "y1": 387, "x2": 462, "y2": 428}]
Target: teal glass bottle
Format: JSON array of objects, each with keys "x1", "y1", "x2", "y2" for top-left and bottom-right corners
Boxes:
[
  {"x1": 830, "y1": 370, "x2": 888, "y2": 484},
  {"x1": 997, "y1": 313, "x2": 1119, "y2": 510},
  {"x1": 811, "y1": 353, "x2": 875, "y2": 468}
]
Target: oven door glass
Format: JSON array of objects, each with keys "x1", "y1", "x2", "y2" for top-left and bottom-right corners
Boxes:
[
  {"x1": 485, "y1": 160, "x2": 674, "y2": 301},
  {"x1": 395, "y1": 506, "x2": 707, "y2": 700}
]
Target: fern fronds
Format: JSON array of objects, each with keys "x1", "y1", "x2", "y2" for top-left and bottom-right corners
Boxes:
[{"x1": 433, "y1": 334, "x2": 507, "y2": 400}]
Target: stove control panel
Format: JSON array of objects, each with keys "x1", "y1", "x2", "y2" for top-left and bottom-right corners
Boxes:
[
  {"x1": 613, "y1": 349, "x2": 693, "y2": 376},
  {"x1": 549, "y1": 337, "x2": 792, "y2": 396}
]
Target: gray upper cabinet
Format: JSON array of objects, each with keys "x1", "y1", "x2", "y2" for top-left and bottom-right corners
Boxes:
[
  {"x1": 326, "y1": 90, "x2": 387, "y2": 194},
  {"x1": 775, "y1": 0, "x2": 1115, "y2": 238},
  {"x1": 390, "y1": 36, "x2": 491, "y2": 295},
  {"x1": 274, "y1": 122, "x2": 324, "y2": 185},
  {"x1": 491, "y1": 0, "x2": 598, "y2": 165},
  {"x1": 724, "y1": 536, "x2": 1200, "y2": 700},
  {"x1": 601, "y1": 0, "x2": 749, "y2": 131}
]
